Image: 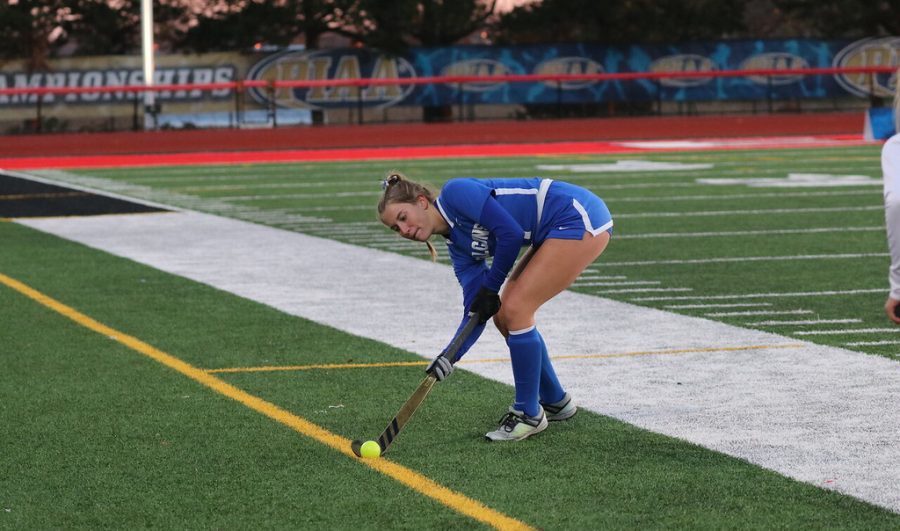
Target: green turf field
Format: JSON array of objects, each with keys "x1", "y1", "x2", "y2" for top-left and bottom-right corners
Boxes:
[{"x1": 3, "y1": 145, "x2": 899, "y2": 528}]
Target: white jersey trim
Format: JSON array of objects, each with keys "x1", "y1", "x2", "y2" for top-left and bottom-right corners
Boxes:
[
  {"x1": 435, "y1": 198, "x2": 454, "y2": 229},
  {"x1": 508, "y1": 325, "x2": 536, "y2": 335},
  {"x1": 573, "y1": 198, "x2": 613, "y2": 236},
  {"x1": 536, "y1": 178, "x2": 553, "y2": 226}
]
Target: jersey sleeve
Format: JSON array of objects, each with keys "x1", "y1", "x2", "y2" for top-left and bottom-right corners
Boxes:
[
  {"x1": 442, "y1": 270, "x2": 488, "y2": 362},
  {"x1": 478, "y1": 196, "x2": 526, "y2": 292},
  {"x1": 440, "y1": 178, "x2": 493, "y2": 222}
]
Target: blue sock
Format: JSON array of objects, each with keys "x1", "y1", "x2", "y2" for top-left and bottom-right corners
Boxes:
[
  {"x1": 506, "y1": 326, "x2": 542, "y2": 417},
  {"x1": 537, "y1": 332, "x2": 565, "y2": 405}
]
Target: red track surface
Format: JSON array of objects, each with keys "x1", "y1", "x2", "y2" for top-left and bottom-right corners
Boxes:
[{"x1": 0, "y1": 112, "x2": 869, "y2": 169}]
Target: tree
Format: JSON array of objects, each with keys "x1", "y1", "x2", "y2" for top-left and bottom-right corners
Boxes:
[
  {"x1": 772, "y1": 0, "x2": 900, "y2": 38},
  {"x1": 0, "y1": 0, "x2": 67, "y2": 69},
  {"x1": 491, "y1": 0, "x2": 746, "y2": 45},
  {"x1": 0, "y1": 0, "x2": 191, "y2": 68},
  {"x1": 331, "y1": 0, "x2": 497, "y2": 53},
  {"x1": 180, "y1": 0, "x2": 355, "y2": 52}
]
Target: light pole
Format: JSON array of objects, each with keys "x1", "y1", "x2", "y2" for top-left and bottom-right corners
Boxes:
[{"x1": 141, "y1": 0, "x2": 157, "y2": 129}]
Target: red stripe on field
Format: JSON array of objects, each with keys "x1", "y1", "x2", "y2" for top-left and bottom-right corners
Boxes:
[{"x1": 0, "y1": 135, "x2": 873, "y2": 170}]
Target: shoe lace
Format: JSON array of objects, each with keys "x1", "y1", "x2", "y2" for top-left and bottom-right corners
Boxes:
[{"x1": 497, "y1": 411, "x2": 522, "y2": 432}]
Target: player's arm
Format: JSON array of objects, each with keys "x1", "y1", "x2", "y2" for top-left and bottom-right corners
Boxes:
[
  {"x1": 478, "y1": 195, "x2": 527, "y2": 293},
  {"x1": 464, "y1": 195, "x2": 527, "y2": 326},
  {"x1": 424, "y1": 255, "x2": 489, "y2": 380},
  {"x1": 883, "y1": 138, "x2": 900, "y2": 324},
  {"x1": 885, "y1": 194, "x2": 900, "y2": 323}
]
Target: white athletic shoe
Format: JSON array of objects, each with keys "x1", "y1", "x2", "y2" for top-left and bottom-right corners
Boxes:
[
  {"x1": 540, "y1": 392, "x2": 577, "y2": 422},
  {"x1": 484, "y1": 406, "x2": 548, "y2": 441}
]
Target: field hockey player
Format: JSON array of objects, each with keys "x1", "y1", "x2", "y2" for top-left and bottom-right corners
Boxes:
[{"x1": 377, "y1": 171, "x2": 613, "y2": 441}]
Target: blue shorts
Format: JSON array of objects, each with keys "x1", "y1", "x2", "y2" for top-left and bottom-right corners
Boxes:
[{"x1": 535, "y1": 180, "x2": 613, "y2": 243}]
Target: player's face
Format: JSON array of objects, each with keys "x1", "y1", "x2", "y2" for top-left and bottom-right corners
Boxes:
[{"x1": 381, "y1": 197, "x2": 433, "y2": 241}]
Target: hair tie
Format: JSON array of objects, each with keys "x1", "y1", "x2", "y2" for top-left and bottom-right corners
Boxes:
[{"x1": 381, "y1": 173, "x2": 402, "y2": 190}]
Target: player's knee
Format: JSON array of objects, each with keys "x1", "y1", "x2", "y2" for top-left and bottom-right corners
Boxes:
[
  {"x1": 495, "y1": 299, "x2": 534, "y2": 332},
  {"x1": 492, "y1": 313, "x2": 509, "y2": 338}
]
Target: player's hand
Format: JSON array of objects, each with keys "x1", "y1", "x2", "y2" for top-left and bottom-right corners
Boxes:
[
  {"x1": 470, "y1": 287, "x2": 501, "y2": 324},
  {"x1": 886, "y1": 297, "x2": 900, "y2": 324},
  {"x1": 425, "y1": 354, "x2": 453, "y2": 381}
]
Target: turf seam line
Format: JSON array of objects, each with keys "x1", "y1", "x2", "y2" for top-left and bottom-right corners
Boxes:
[
  {"x1": 206, "y1": 343, "x2": 805, "y2": 374},
  {"x1": 0, "y1": 271, "x2": 533, "y2": 531}
]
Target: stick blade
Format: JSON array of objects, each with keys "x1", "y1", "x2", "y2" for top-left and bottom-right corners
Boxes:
[{"x1": 350, "y1": 439, "x2": 363, "y2": 457}]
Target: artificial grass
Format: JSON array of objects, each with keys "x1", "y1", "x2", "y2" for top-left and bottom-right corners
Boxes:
[{"x1": 2, "y1": 218, "x2": 899, "y2": 529}]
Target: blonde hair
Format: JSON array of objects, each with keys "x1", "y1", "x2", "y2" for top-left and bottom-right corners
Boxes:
[{"x1": 377, "y1": 170, "x2": 438, "y2": 261}]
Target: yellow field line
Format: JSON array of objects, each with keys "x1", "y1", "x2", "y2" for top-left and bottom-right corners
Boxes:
[
  {"x1": 0, "y1": 271, "x2": 533, "y2": 531},
  {"x1": 0, "y1": 191, "x2": 89, "y2": 201},
  {"x1": 208, "y1": 343, "x2": 805, "y2": 374}
]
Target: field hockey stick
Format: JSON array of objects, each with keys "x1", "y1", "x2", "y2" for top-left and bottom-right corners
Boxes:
[{"x1": 351, "y1": 312, "x2": 480, "y2": 457}]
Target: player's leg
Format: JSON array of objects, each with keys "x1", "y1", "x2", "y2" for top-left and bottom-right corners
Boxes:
[
  {"x1": 499, "y1": 230, "x2": 610, "y2": 332},
  {"x1": 486, "y1": 231, "x2": 610, "y2": 440}
]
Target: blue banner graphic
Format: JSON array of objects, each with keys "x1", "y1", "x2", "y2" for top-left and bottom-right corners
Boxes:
[{"x1": 246, "y1": 38, "x2": 898, "y2": 110}]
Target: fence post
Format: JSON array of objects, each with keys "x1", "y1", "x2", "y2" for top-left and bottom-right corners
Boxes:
[
  {"x1": 869, "y1": 72, "x2": 877, "y2": 107},
  {"x1": 267, "y1": 82, "x2": 277, "y2": 128},
  {"x1": 457, "y1": 82, "x2": 463, "y2": 122},
  {"x1": 556, "y1": 79, "x2": 562, "y2": 118},
  {"x1": 655, "y1": 78, "x2": 662, "y2": 115},
  {"x1": 357, "y1": 84, "x2": 363, "y2": 125},
  {"x1": 132, "y1": 93, "x2": 140, "y2": 131},
  {"x1": 233, "y1": 82, "x2": 242, "y2": 128},
  {"x1": 36, "y1": 92, "x2": 43, "y2": 133}
]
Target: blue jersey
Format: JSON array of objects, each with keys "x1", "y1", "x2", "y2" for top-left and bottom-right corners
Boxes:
[
  {"x1": 436, "y1": 177, "x2": 545, "y2": 293},
  {"x1": 434, "y1": 177, "x2": 613, "y2": 361}
]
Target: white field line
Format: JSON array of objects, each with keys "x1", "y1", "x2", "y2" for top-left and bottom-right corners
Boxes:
[
  {"x1": 16, "y1": 210, "x2": 900, "y2": 514},
  {"x1": 750, "y1": 319, "x2": 863, "y2": 326},
  {"x1": 219, "y1": 191, "x2": 381, "y2": 201},
  {"x1": 590, "y1": 287, "x2": 693, "y2": 294},
  {"x1": 614, "y1": 205, "x2": 881, "y2": 219},
  {"x1": 794, "y1": 328, "x2": 900, "y2": 336},
  {"x1": 283, "y1": 205, "x2": 375, "y2": 212},
  {"x1": 599, "y1": 253, "x2": 888, "y2": 268},
  {"x1": 632, "y1": 288, "x2": 885, "y2": 302},
  {"x1": 573, "y1": 280, "x2": 660, "y2": 287},
  {"x1": 615, "y1": 226, "x2": 882, "y2": 240},
  {"x1": 705, "y1": 310, "x2": 813, "y2": 317},
  {"x1": 576, "y1": 275, "x2": 628, "y2": 280},
  {"x1": 845, "y1": 340, "x2": 900, "y2": 346},
  {"x1": 608, "y1": 189, "x2": 877, "y2": 203},
  {"x1": 666, "y1": 302, "x2": 773, "y2": 309},
  {"x1": 337, "y1": 227, "x2": 883, "y2": 244}
]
